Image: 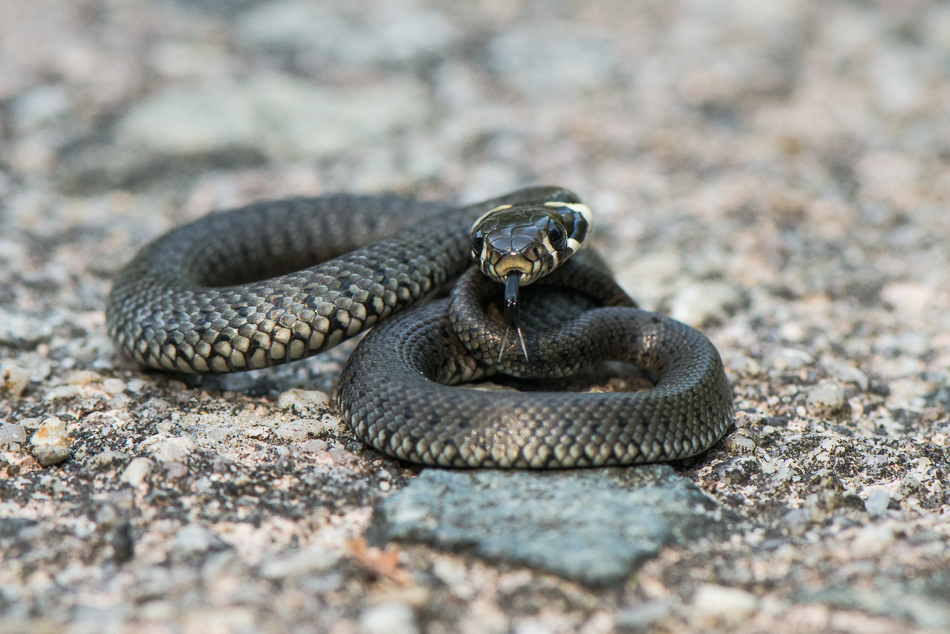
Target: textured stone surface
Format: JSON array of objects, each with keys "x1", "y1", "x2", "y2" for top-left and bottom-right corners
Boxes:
[{"x1": 373, "y1": 466, "x2": 740, "y2": 585}]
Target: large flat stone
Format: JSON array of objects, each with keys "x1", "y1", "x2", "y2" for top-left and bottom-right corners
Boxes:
[{"x1": 371, "y1": 465, "x2": 742, "y2": 586}]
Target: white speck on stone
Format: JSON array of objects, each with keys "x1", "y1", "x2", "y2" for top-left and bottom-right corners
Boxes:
[
  {"x1": 864, "y1": 488, "x2": 891, "y2": 518},
  {"x1": 771, "y1": 348, "x2": 814, "y2": 371},
  {"x1": 43, "y1": 385, "x2": 82, "y2": 401},
  {"x1": 121, "y1": 457, "x2": 153, "y2": 486},
  {"x1": 1, "y1": 362, "x2": 30, "y2": 399},
  {"x1": 143, "y1": 434, "x2": 198, "y2": 462},
  {"x1": 669, "y1": 281, "x2": 741, "y2": 327},
  {"x1": 360, "y1": 602, "x2": 417, "y2": 634},
  {"x1": 0, "y1": 423, "x2": 27, "y2": 446},
  {"x1": 102, "y1": 378, "x2": 127, "y2": 396},
  {"x1": 259, "y1": 544, "x2": 340, "y2": 579},
  {"x1": 691, "y1": 584, "x2": 757, "y2": 626},
  {"x1": 30, "y1": 417, "x2": 70, "y2": 466},
  {"x1": 820, "y1": 357, "x2": 868, "y2": 391},
  {"x1": 806, "y1": 379, "x2": 846, "y2": 413},
  {"x1": 278, "y1": 388, "x2": 330, "y2": 415},
  {"x1": 275, "y1": 420, "x2": 311, "y2": 442}
]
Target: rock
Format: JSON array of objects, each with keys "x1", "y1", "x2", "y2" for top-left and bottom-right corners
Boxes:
[
  {"x1": 691, "y1": 584, "x2": 758, "y2": 627},
  {"x1": 806, "y1": 379, "x2": 847, "y2": 414},
  {"x1": 821, "y1": 357, "x2": 869, "y2": 391},
  {"x1": 771, "y1": 348, "x2": 814, "y2": 372},
  {"x1": 120, "y1": 457, "x2": 153, "y2": 486},
  {"x1": 174, "y1": 524, "x2": 220, "y2": 554},
  {"x1": 488, "y1": 22, "x2": 618, "y2": 97},
  {"x1": 669, "y1": 281, "x2": 741, "y2": 327},
  {"x1": 274, "y1": 421, "x2": 311, "y2": 442},
  {"x1": 237, "y1": 0, "x2": 459, "y2": 70},
  {"x1": 864, "y1": 488, "x2": 892, "y2": 518},
  {"x1": 299, "y1": 439, "x2": 328, "y2": 453},
  {"x1": 30, "y1": 417, "x2": 70, "y2": 466},
  {"x1": 277, "y1": 389, "x2": 330, "y2": 415},
  {"x1": 0, "y1": 362, "x2": 30, "y2": 399},
  {"x1": 0, "y1": 423, "x2": 27, "y2": 446},
  {"x1": 114, "y1": 75, "x2": 431, "y2": 161},
  {"x1": 11, "y1": 85, "x2": 72, "y2": 133},
  {"x1": 259, "y1": 544, "x2": 340, "y2": 579},
  {"x1": 372, "y1": 466, "x2": 740, "y2": 586},
  {"x1": 359, "y1": 602, "x2": 417, "y2": 634},
  {"x1": 143, "y1": 435, "x2": 198, "y2": 463},
  {"x1": 0, "y1": 310, "x2": 56, "y2": 347},
  {"x1": 722, "y1": 433, "x2": 756, "y2": 455},
  {"x1": 89, "y1": 450, "x2": 131, "y2": 471},
  {"x1": 101, "y1": 378, "x2": 127, "y2": 396},
  {"x1": 64, "y1": 370, "x2": 101, "y2": 385},
  {"x1": 42, "y1": 385, "x2": 81, "y2": 401}
]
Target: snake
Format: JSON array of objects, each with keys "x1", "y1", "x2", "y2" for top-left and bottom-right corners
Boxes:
[{"x1": 106, "y1": 186, "x2": 733, "y2": 468}]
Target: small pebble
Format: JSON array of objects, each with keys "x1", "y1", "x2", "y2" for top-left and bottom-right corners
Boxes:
[
  {"x1": 43, "y1": 385, "x2": 81, "y2": 401},
  {"x1": 174, "y1": 524, "x2": 217, "y2": 553},
  {"x1": 360, "y1": 602, "x2": 418, "y2": 634},
  {"x1": 300, "y1": 439, "x2": 328, "y2": 453},
  {"x1": 806, "y1": 379, "x2": 846, "y2": 414},
  {"x1": 64, "y1": 370, "x2": 101, "y2": 385},
  {"x1": 275, "y1": 420, "x2": 311, "y2": 442},
  {"x1": 0, "y1": 362, "x2": 30, "y2": 399},
  {"x1": 669, "y1": 281, "x2": 741, "y2": 327},
  {"x1": 121, "y1": 457, "x2": 153, "y2": 486},
  {"x1": 691, "y1": 584, "x2": 757, "y2": 626},
  {"x1": 89, "y1": 450, "x2": 131, "y2": 471},
  {"x1": 30, "y1": 417, "x2": 70, "y2": 466},
  {"x1": 771, "y1": 348, "x2": 813, "y2": 372},
  {"x1": 820, "y1": 357, "x2": 869, "y2": 391},
  {"x1": 722, "y1": 434, "x2": 756, "y2": 455},
  {"x1": 144, "y1": 435, "x2": 198, "y2": 462},
  {"x1": 259, "y1": 544, "x2": 340, "y2": 579},
  {"x1": 277, "y1": 389, "x2": 330, "y2": 415},
  {"x1": 864, "y1": 488, "x2": 892, "y2": 518},
  {"x1": 0, "y1": 423, "x2": 27, "y2": 446},
  {"x1": 102, "y1": 378, "x2": 127, "y2": 396}
]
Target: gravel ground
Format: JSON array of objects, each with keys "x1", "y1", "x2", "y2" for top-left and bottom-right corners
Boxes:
[{"x1": 2, "y1": 0, "x2": 950, "y2": 632}]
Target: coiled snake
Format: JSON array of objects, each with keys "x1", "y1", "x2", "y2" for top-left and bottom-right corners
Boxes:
[{"x1": 106, "y1": 186, "x2": 733, "y2": 468}]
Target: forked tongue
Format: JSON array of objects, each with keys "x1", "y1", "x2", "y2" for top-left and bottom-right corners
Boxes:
[{"x1": 501, "y1": 272, "x2": 528, "y2": 362}]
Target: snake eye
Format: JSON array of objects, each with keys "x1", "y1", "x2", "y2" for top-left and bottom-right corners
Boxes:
[
  {"x1": 547, "y1": 223, "x2": 566, "y2": 250},
  {"x1": 471, "y1": 231, "x2": 485, "y2": 257}
]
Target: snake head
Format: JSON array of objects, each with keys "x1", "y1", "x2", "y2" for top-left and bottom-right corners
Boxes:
[{"x1": 470, "y1": 201, "x2": 592, "y2": 288}]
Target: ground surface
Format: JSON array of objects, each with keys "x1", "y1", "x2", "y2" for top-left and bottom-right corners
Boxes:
[{"x1": 2, "y1": 0, "x2": 950, "y2": 632}]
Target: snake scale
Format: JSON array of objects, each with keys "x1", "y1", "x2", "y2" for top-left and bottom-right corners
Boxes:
[{"x1": 106, "y1": 186, "x2": 733, "y2": 468}]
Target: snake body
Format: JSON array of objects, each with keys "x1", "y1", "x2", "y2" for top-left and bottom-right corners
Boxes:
[{"x1": 106, "y1": 186, "x2": 733, "y2": 468}]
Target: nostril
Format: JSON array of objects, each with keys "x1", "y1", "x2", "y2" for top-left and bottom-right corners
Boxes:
[{"x1": 531, "y1": 246, "x2": 542, "y2": 259}]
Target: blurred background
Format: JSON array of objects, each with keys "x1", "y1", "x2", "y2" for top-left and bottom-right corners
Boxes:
[{"x1": 3, "y1": 0, "x2": 950, "y2": 325}]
